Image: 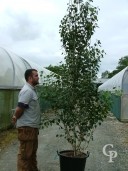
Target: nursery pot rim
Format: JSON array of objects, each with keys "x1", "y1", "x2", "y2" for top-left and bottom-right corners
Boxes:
[{"x1": 57, "y1": 150, "x2": 89, "y2": 159}]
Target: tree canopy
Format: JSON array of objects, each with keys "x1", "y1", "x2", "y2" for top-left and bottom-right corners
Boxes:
[
  {"x1": 42, "y1": 0, "x2": 111, "y2": 156},
  {"x1": 45, "y1": 64, "x2": 65, "y2": 75},
  {"x1": 101, "y1": 55, "x2": 128, "y2": 78}
]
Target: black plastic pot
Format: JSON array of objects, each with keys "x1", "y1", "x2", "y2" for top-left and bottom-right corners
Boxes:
[{"x1": 57, "y1": 150, "x2": 89, "y2": 171}]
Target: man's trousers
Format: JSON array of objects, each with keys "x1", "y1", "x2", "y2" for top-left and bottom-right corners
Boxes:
[{"x1": 17, "y1": 127, "x2": 39, "y2": 171}]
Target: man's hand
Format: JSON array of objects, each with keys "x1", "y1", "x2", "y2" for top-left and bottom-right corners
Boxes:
[
  {"x1": 11, "y1": 115, "x2": 17, "y2": 125},
  {"x1": 11, "y1": 106, "x2": 24, "y2": 125}
]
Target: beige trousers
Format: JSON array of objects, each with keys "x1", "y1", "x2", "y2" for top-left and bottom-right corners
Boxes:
[{"x1": 17, "y1": 127, "x2": 39, "y2": 171}]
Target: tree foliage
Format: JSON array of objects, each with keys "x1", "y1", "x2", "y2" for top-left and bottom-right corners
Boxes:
[
  {"x1": 116, "y1": 55, "x2": 128, "y2": 71},
  {"x1": 41, "y1": 0, "x2": 111, "y2": 156},
  {"x1": 102, "y1": 55, "x2": 128, "y2": 78},
  {"x1": 101, "y1": 70, "x2": 110, "y2": 78},
  {"x1": 45, "y1": 64, "x2": 65, "y2": 75}
]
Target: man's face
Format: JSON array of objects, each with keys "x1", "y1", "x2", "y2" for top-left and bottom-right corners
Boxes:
[{"x1": 31, "y1": 71, "x2": 39, "y2": 86}]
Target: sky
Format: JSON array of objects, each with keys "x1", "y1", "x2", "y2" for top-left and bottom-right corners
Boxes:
[{"x1": 0, "y1": 0, "x2": 128, "y2": 77}]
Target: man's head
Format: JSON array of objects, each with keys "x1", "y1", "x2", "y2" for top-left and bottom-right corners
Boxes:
[{"x1": 24, "y1": 69, "x2": 39, "y2": 86}]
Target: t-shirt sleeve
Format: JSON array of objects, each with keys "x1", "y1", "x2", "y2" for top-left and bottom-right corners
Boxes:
[
  {"x1": 18, "y1": 89, "x2": 32, "y2": 105},
  {"x1": 18, "y1": 102, "x2": 29, "y2": 109}
]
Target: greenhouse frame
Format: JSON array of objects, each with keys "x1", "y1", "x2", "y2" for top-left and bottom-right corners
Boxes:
[
  {"x1": 0, "y1": 47, "x2": 51, "y2": 130},
  {"x1": 99, "y1": 66, "x2": 128, "y2": 122}
]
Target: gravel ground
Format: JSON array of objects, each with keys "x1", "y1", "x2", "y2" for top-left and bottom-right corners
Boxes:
[{"x1": 0, "y1": 115, "x2": 128, "y2": 171}]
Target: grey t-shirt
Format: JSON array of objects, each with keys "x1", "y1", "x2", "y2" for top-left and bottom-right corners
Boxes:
[{"x1": 16, "y1": 83, "x2": 41, "y2": 128}]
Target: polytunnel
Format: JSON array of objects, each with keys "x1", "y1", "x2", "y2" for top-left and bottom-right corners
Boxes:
[
  {"x1": 99, "y1": 66, "x2": 128, "y2": 122},
  {"x1": 0, "y1": 47, "x2": 52, "y2": 130}
]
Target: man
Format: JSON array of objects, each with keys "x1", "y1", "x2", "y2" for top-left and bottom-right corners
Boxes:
[{"x1": 12, "y1": 69, "x2": 41, "y2": 171}]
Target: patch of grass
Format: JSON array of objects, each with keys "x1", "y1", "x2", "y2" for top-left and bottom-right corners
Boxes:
[{"x1": 0, "y1": 128, "x2": 17, "y2": 150}]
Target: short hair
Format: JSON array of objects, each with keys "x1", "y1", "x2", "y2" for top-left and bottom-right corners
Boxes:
[{"x1": 24, "y1": 69, "x2": 37, "y2": 81}]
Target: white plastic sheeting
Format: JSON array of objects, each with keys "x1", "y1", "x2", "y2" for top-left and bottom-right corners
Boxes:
[
  {"x1": 98, "y1": 67, "x2": 128, "y2": 93},
  {"x1": 0, "y1": 47, "x2": 52, "y2": 89},
  {"x1": 99, "y1": 67, "x2": 128, "y2": 122}
]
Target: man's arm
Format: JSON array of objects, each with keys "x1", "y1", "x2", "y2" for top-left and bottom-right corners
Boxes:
[
  {"x1": 12, "y1": 89, "x2": 30, "y2": 125},
  {"x1": 11, "y1": 106, "x2": 24, "y2": 125}
]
